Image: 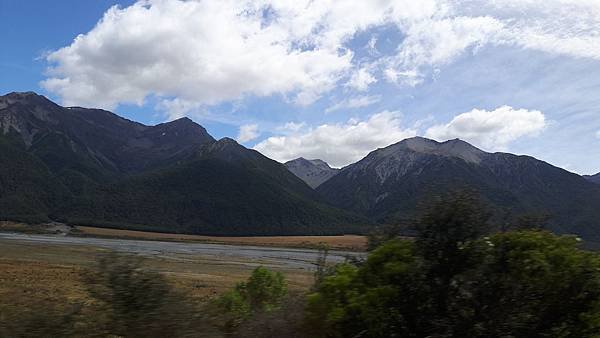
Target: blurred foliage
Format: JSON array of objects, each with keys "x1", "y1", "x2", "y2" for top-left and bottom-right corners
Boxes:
[
  {"x1": 216, "y1": 266, "x2": 287, "y2": 331},
  {"x1": 0, "y1": 299, "x2": 82, "y2": 337},
  {"x1": 83, "y1": 252, "x2": 209, "y2": 337},
  {"x1": 232, "y1": 293, "x2": 310, "y2": 338},
  {"x1": 306, "y1": 193, "x2": 600, "y2": 337},
  {"x1": 0, "y1": 252, "x2": 216, "y2": 337}
]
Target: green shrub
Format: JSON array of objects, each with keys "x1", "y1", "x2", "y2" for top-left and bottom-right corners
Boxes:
[
  {"x1": 83, "y1": 252, "x2": 201, "y2": 337},
  {"x1": 216, "y1": 266, "x2": 287, "y2": 332},
  {"x1": 238, "y1": 266, "x2": 287, "y2": 311},
  {"x1": 306, "y1": 193, "x2": 600, "y2": 337}
]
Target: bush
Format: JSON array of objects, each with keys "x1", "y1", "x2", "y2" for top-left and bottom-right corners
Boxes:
[
  {"x1": 232, "y1": 293, "x2": 310, "y2": 338},
  {"x1": 216, "y1": 266, "x2": 287, "y2": 332},
  {"x1": 83, "y1": 252, "x2": 202, "y2": 337},
  {"x1": 0, "y1": 300, "x2": 82, "y2": 337},
  {"x1": 306, "y1": 193, "x2": 600, "y2": 337},
  {"x1": 238, "y1": 266, "x2": 287, "y2": 312}
]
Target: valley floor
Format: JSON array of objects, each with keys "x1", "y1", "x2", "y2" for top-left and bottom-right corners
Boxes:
[
  {"x1": 74, "y1": 225, "x2": 368, "y2": 251},
  {"x1": 0, "y1": 229, "x2": 364, "y2": 318}
]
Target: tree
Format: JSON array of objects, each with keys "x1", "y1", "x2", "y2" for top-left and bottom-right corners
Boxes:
[
  {"x1": 306, "y1": 193, "x2": 600, "y2": 337},
  {"x1": 217, "y1": 266, "x2": 288, "y2": 331},
  {"x1": 414, "y1": 190, "x2": 491, "y2": 326},
  {"x1": 450, "y1": 231, "x2": 600, "y2": 337}
]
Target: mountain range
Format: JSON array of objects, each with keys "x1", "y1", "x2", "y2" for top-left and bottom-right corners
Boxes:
[
  {"x1": 315, "y1": 137, "x2": 600, "y2": 241},
  {"x1": 2, "y1": 92, "x2": 600, "y2": 242},
  {"x1": 0, "y1": 92, "x2": 361, "y2": 235}
]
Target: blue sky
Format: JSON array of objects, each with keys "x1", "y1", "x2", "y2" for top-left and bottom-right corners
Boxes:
[{"x1": 1, "y1": 0, "x2": 600, "y2": 174}]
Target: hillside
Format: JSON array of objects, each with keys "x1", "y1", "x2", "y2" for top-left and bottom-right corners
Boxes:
[
  {"x1": 0, "y1": 92, "x2": 364, "y2": 235},
  {"x1": 584, "y1": 173, "x2": 600, "y2": 184},
  {"x1": 62, "y1": 139, "x2": 362, "y2": 235},
  {"x1": 317, "y1": 137, "x2": 600, "y2": 242},
  {"x1": 3, "y1": 92, "x2": 600, "y2": 241}
]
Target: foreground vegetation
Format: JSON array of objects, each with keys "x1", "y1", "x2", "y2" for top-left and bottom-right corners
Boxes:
[{"x1": 2, "y1": 193, "x2": 600, "y2": 337}]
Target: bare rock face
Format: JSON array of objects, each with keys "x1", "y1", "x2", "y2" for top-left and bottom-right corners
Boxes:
[{"x1": 285, "y1": 157, "x2": 340, "y2": 188}]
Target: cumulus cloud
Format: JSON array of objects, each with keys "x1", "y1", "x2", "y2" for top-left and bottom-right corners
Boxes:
[
  {"x1": 325, "y1": 95, "x2": 381, "y2": 113},
  {"x1": 254, "y1": 111, "x2": 416, "y2": 167},
  {"x1": 41, "y1": 0, "x2": 600, "y2": 111},
  {"x1": 346, "y1": 67, "x2": 377, "y2": 91},
  {"x1": 41, "y1": 0, "x2": 358, "y2": 109},
  {"x1": 157, "y1": 98, "x2": 202, "y2": 121},
  {"x1": 237, "y1": 124, "x2": 260, "y2": 143},
  {"x1": 425, "y1": 106, "x2": 546, "y2": 151}
]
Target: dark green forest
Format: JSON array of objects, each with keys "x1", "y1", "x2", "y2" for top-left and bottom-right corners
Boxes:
[{"x1": 0, "y1": 131, "x2": 364, "y2": 235}]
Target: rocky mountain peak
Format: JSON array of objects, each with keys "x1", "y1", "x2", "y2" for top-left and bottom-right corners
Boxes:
[
  {"x1": 377, "y1": 136, "x2": 486, "y2": 164},
  {"x1": 202, "y1": 137, "x2": 245, "y2": 158},
  {"x1": 0, "y1": 92, "x2": 63, "y2": 146},
  {"x1": 285, "y1": 157, "x2": 340, "y2": 188},
  {"x1": 0, "y1": 91, "x2": 56, "y2": 110},
  {"x1": 307, "y1": 158, "x2": 332, "y2": 169},
  {"x1": 147, "y1": 117, "x2": 215, "y2": 145}
]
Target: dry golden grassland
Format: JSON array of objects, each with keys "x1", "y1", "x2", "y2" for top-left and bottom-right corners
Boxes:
[
  {"x1": 0, "y1": 240, "x2": 314, "y2": 306},
  {"x1": 75, "y1": 225, "x2": 368, "y2": 251},
  {"x1": 0, "y1": 220, "x2": 354, "y2": 321},
  {"x1": 0, "y1": 237, "x2": 320, "y2": 324}
]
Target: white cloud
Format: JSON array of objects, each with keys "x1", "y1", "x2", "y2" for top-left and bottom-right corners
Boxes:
[
  {"x1": 385, "y1": 16, "x2": 505, "y2": 86},
  {"x1": 41, "y1": 0, "x2": 358, "y2": 109},
  {"x1": 278, "y1": 122, "x2": 306, "y2": 133},
  {"x1": 254, "y1": 111, "x2": 416, "y2": 167},
  {"x1": 37, "y1": 0, "x2": 451, "y2": 109},
  {"x1": 237, "y1": 124, "x2": 260, "y2": 143},
  {"x1": 346, "y1": 67, "x2": 377, "y2": 91},
  {"x1": 595, "y1": 130, "x2": 600, "y2": 139},
  {"x1": 366, "y1": 35, "x2": 378, "y2": 55},
  {"x1": 41, "y1": 0, "x2": 600, "y2": 110},
  {"x1": 425, "y1": 106, "x2": 546, "y2": 151},
  {"x1": 325, "y1": 95, "x2": 381, "y2": 113},
  {"x1": 157, "y1": 98, "x2": 202, "y2": 121}
]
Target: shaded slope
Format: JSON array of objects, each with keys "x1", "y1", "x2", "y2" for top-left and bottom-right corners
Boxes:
[
  {"x1": 0, "y1": 92, "x2": 364, "y2": 235},
  {"x1": 63, "y1": 139, "x2": 364, "y2": 235},
  {"x1": 584, "y1": 173, "x2": 600, "y2": 184},
  {"x1": 317, "y1": 137, "x2": 600, "y2": 241}
]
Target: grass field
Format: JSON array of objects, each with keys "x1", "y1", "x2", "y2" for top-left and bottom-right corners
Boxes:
[
  {"x1": 0, "y1": 237, "x2": 316, "y2": 333},
  {"x1": 74, "y1": 225, "x2": 368, "y2": 251},
  {"x1": 0, "y1": 221, "x2": 368, "y2": 251},
  {"x1": 0, "y1": 220, "x2": 359, "y2": 333}
]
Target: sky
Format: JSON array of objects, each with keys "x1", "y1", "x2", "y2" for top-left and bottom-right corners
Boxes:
[{"x1": 1, "y1": 0, "x2": 600, "y2": 174}]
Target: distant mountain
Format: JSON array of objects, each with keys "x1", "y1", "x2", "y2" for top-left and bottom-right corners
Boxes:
[
  {"x1": 0, "y1": 92, "x2": 214, "y2": 176},
  {"x1": 4, "y1": 92, "x2": 600, "y2": 242},
  {"x1": 317, "y1": 137, "x2": 600, "y2": 242},
  {"x1": 584, "y1": 173, "x2": 600, "y2": 184},
  {"x1": 0, "y1": 92, "x2": 363, "y2": 235},
  {"x1": 285, "y1": 158, "x2": 340, "y2": 188}
]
